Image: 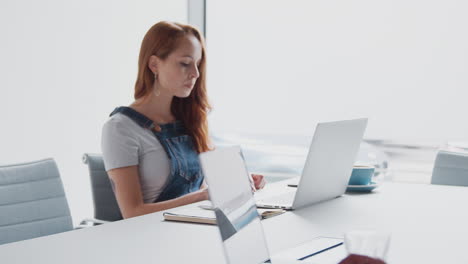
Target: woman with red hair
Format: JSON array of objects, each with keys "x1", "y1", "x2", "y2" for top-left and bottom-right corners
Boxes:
[{"x1": 101, "y1": 21, "x2": 265, "y2": 219}]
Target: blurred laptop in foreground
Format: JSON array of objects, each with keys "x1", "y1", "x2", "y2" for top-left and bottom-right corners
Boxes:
[{"x1": 200, "y1": 146, "x2": 347, "y2": 264}]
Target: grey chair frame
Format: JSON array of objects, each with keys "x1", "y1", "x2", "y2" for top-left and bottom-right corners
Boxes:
[{"x1": 82, "y1": 153, "x2": 123, "y2": 224}]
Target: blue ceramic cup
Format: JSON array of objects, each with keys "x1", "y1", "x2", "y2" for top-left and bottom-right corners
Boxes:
[{"x1": 348, "y1": 166, "x2": 375, "y2": 185}]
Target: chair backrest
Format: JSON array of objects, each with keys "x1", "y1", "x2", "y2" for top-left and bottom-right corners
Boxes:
[
  {"x1": 82, "y1": 153, "x2": 122, "y2": 221},
  {"x1": 431, "y1": 150, "x2": 468, "y2": 186},
  {"x1": 0, "y1": 158, "x2": 73, "y2": 245}
]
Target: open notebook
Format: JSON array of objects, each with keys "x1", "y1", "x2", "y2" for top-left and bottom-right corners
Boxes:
[{"x1": 164, "y1": 202, "x2": 284, "y2": 225}]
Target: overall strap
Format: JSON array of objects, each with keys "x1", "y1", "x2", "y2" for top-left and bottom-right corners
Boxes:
[
  {"x1": 109, "y1": 106, "x2": 182, "y2": 161},
  {"x1": 110, "y1": 106, "x2": 156, "y2": 130}
]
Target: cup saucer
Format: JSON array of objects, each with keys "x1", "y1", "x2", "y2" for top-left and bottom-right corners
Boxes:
[{"x1": 346, "y1": 182, "x2": 379, "y2": 193}]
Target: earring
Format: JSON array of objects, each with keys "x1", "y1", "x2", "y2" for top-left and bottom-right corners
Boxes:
[{"x1": 154, "y1": 73, "x2": 160, "y2": 96}]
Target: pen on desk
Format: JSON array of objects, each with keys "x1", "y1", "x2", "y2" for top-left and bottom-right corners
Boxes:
[
  {"x1": 297, "y1": 242, "x2": 344, "y2": 261},
  {"x1": 238, "y1": 149, "x2": 257, "y2": 193},
  {"x1": 248, "y1": 173, "x2": 257, "y2": 193}
]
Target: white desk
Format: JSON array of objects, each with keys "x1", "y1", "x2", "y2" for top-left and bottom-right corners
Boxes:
[{"x1": 1, "y1": 182, "x2": 467, "y2": 264}]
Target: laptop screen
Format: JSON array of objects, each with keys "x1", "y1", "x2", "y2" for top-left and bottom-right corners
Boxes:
[{"x1": 200, "y1": 146, "x2": 271, "y2": 264}]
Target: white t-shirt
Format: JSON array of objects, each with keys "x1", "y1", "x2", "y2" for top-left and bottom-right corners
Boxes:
[{"x1": 101, "y1": 113, "x2": 171, "y2": 203}]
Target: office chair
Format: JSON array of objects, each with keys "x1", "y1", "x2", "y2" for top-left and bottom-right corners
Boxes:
[
  {"x1": 431, "y1": 150, "x2": 468, "y2": 186},
  {"x1": 82, "y1": 153, "x2": 123, "y2": 223},
  {"x1": 0, "y1": 158, "x2": 74, "y2": 245}
]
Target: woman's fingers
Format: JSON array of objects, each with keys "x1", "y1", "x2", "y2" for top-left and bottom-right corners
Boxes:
[{"x1": 251, "y1": 174, "x2": 266, "y2": 190}]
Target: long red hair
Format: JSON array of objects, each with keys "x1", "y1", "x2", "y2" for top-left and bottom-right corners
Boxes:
[{"x1": 134, "y1": 21, "x2": 211, "y2": 153}]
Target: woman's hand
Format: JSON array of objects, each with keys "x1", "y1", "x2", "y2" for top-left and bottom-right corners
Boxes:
[{"x1": 251, "y1": 174, "x2": 266, "y2": 190}]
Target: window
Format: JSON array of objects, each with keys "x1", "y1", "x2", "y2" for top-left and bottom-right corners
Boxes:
[{"x1": 206, "y1": 0, "x2": 468, "y2": 182}]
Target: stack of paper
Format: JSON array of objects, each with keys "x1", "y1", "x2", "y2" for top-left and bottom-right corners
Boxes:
[{"x1": 163, "y1": 206, "x2": 285, "y2": 225}]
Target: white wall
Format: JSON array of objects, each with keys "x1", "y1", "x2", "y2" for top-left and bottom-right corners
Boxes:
[
  {"x1": 0, "y1": 0, "x2": 187, "y2": 224},
  {"x1": 206, "y1": 0, "x2": 468, "y2": 143}
]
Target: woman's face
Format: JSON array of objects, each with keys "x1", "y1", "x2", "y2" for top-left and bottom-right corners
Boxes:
[{"x1": 152, "y1": 34, "x2": 202, "y2": 98}]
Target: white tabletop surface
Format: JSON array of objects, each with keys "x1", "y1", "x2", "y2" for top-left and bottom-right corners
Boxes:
[{"x1": 1, "y1": 181, "x2": 467, "y2": 264}]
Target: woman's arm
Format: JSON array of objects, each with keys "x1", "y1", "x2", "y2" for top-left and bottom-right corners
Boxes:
[{"x1": 108, "y1": 166, "x2": 209, "y2": 219}]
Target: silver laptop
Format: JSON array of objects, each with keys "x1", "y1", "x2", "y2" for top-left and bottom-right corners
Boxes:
[
  {"x1": 199, "y1": 146, "x2": 347, "y2": 264},
  {"x1": 255, "y1": 118, "x2": 368, "y2": 210}
]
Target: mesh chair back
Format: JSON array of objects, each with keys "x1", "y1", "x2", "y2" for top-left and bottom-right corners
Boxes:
[
  {"x1": 0, "y1": 158, "x2": 73, "y2": 245},
  {"x1": 82, "y1": 153, "x2": 122, "y2": 221}
]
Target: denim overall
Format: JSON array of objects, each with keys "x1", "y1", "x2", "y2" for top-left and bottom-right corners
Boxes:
[{"x1": 110, "y1": 107, "x2": 204, "y2": 202}]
